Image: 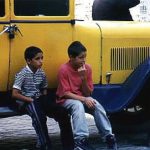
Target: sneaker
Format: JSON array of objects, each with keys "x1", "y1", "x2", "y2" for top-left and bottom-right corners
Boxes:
[
  {"x1": 74, "y1": 138, "x2": 95, "y2": 150},
  {"x1": 105, "y1": 134, "x2": 118, "y2": 150}
]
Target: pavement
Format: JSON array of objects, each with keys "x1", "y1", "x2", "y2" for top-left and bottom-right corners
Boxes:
[{"x1": 0, "y1": 114, "x2": 150, "y2": 150}]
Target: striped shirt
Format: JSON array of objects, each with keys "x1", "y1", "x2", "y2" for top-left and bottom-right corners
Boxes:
[{"x1": 13, "y1": 65, "x2": 48, "y2": 99}]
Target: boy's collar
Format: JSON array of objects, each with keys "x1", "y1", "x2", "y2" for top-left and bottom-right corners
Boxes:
[
  {"x1": 26, "y1": 65, "x2": 40, "y2": 73},
  {"x1": 68, "y1": 61, "x2": 78, "y2": 71}
]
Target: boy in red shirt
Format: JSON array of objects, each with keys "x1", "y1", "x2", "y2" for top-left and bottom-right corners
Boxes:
[{"x1": 56, "y1": 41, "x2": 117, "y2": 150}]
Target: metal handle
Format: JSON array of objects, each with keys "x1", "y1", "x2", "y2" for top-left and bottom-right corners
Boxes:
[
  {"x1": 0, "y1": 24, "x2": 23, "y2": 39},
  {"x1": 0, "y1": 25, "x2": 10, "y2": 35}
]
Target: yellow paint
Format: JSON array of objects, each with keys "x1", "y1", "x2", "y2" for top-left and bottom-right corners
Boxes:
[
  {"x1": 0, "y1": 1, "x2": 10, "y2": 91},
  {"x1": 9, "y1": 23, "x2": 73, "y2": 89},
  {"x1": 97, "y1": 21, "x2": 150, "y2": 84},
  {"x1": 0, "y1": 0, "x2": 150, "y2": 92}
]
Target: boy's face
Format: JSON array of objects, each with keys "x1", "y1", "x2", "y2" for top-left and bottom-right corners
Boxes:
[
  {"x1": 27, "y1": 52, "x2": 43, "y2": 71},
  {"x1": 70, "y1": 51, "x2": 86, "y2": 69}
]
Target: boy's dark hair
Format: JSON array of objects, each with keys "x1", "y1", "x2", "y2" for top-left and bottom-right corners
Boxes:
[
  {"x1": 68, "y1": 41, "x2": 87, "y2": 58},
  {"x1": 24, "y1": 46, "x2": 43, "y2": 60}
]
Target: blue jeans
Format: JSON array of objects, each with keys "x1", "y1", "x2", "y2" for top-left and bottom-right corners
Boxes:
[{"x1": 62, "y1": 98, "x2": 112, "y2": 141}]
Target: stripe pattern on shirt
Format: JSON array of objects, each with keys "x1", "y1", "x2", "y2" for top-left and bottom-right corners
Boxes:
[{"x1": 13, "y1": 66, "x2": 48, "y2": 99}]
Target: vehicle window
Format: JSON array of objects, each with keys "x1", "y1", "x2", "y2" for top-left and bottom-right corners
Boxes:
[
  {"x1": 14, "y1": 0, "x2": 69, "y2": 16},
  {"x1": 0, "y1": 0, "x2": 5, "y2": 17}
]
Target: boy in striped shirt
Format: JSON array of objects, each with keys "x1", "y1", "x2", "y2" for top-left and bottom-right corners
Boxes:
[{"x1": 12, "y1": 46, "x2": 74, "y2": 150}]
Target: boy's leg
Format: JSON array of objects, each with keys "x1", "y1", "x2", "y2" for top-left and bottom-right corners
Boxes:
[
  {"x1": 62, "y1": 99, "x2": 89, "y2": 140},
  {"x1": 85, "y1": 98, "x2": 117, "y2": 149},
  {"x1": 46, "y1": 103, "x2": 74, "y2": 150},
  {"x1": 62, "y1": 100, "x2": 96, "y2": 150},
  {"x1": 86, "y1": 99, "x2": 112, "y2": 137},
  {"x1": 26, "y1": 99, "x2": 52, "y2": 150}
]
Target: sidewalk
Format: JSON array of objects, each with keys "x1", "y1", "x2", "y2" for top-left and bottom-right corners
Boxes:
[{"x1": 0, "y1": 114, "x2": 150, "y2": 150}]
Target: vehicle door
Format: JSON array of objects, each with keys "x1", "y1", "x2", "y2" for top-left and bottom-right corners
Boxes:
[
  {"x1": 8, "y1": 0, "x2": 74, "y2": 89},
  {"x1": 0, "y1": 0, "x2": 10, "y2": 91}
]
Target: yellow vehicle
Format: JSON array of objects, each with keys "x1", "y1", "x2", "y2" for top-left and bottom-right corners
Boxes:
[{"x1": 0, "y1": 0, "x2": 150, "y2": 132}]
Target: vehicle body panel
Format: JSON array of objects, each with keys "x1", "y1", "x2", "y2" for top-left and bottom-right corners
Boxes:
[
  {"x1": 0, "y1": 0, "x2": 10, "y2": 91},
  {"x1": 96, "y1": 21, "x2": 150, "y2": 84}
]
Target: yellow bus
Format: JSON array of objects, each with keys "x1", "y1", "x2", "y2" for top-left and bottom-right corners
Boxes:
[{"x1": 0, "y1": 0, "x2": 150, "y2": 132}]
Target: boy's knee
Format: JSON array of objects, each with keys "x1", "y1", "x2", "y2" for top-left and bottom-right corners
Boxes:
[
  {"x1": 71, "y1": 101, "x2": 84, "y2": 112},
  {"x1": 95, "y1": 101, "x2": 107, "y2": 114}
]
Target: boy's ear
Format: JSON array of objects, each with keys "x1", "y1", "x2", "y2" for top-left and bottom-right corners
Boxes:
[
  {"x1": 26, "y1": 58, "x2": 31, "y2": 64},
  {"x1": 69, "y1": 55, "x2": 75, "y2": 59},
  {"x1": 69, "y1": 55, "x2": 74, "y2": 61},
  {"x1": 69, "y1": 54, "x2": 72, "y2": 59}
]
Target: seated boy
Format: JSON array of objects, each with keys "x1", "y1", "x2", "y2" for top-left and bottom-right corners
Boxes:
[
  {"x1": 56, "y1": 41, "x2": 117, "y2": 150},
  {"x1": 12, "y1": 46, "x2": 74, "y2": 150}
]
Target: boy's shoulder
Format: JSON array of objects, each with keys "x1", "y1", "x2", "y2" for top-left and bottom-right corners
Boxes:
[
  {"x1": 59, "y1": 62, "x2": 75, "y2": 75},
  {"x1": 16, "y1": 67, "x2": 45, "y2": 75},
  {"x1": 59, "y1": 63, "x2": 68, "y2": 71},
  {"x1": 15, "y1": 66, "x2": 39, "y2": 78},
  {"x1": 85, "y1": 64, "x2": 92, "y2": 69},
  {"x1": 16, "y1": 66, "x2": 28, "y2": 75}
]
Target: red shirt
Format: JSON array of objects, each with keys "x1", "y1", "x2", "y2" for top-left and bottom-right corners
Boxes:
[{"x1": 56, "y1": 61, "x2": 93, "y2": 103}]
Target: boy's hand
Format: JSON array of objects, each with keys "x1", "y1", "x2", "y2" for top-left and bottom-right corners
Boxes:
[
  {"x1": 78, "y1": 65, "x2": 87, "y2": 81},
  {"x1": 28, "y1": 97, "x2": 34, "y2": 102},
  {"x1": 78, "y1": 64, "x2": 86, "y2": 72},
  {"x1": 84, "y1": 97, "x2": 96, "y2": 109}
]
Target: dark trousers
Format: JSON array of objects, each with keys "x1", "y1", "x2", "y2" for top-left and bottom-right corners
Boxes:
[
  {"x1": 26, "y1": 99, "x2": 52, "y2": 150},
  {"x1": 18, "y1": 95, "x2": 74, "y2": 150},
  {"x1": 40, "y1": 95, "x2": 74, "y2": 150}
]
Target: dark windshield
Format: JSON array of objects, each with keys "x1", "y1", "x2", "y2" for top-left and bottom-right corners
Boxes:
[
  {"x1": 14, "y1": 0, "x2": 69, "y2": 16},
  {"x1": 0, "y1": 0, "x2": 5, "y2": 17}
]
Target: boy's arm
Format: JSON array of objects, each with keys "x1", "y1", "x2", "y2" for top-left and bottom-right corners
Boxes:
[
  {"x1": 12, "y1": 88, "x2": 33, "y2": 102},
  {"x1": 78, "y1": 65, "x2": 93, "y2": 96},
  {"x1": 40, "y1": 72, "x2": 48, "y2": 96},
  {"x1": 80, "y1": 76, "x2": 93, "y2": 96}
]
